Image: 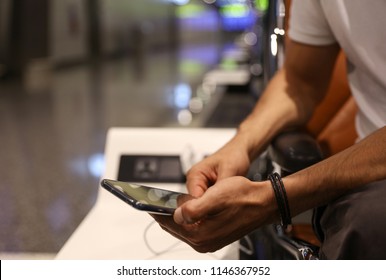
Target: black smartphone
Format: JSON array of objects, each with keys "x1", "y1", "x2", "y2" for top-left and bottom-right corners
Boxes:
[{"x1": 100, "y1": 179, "x2": 190, "y2": 215}]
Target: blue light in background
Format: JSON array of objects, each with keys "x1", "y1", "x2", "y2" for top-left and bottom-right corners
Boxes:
[
  {"x1": 172, "y1": 0, "x2": 190, "y2": 5},
  {"x1": 88, "y1": 153, "x2": 105, "y2": 178},
  {"x1": 173, "y1": 83, "x2": 192, "y2": 109}
]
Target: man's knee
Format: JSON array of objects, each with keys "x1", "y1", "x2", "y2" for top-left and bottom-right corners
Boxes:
[{"x1": 319, "y1": 180, "x2": 386, "y2": 259}]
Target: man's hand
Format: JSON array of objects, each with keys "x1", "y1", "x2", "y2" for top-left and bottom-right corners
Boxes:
[
  {"x1": 152, "y1": 176, "x2": 276, "y2": 253},
  {"x1": 185, "y1": 136, "x2": 253, "y2": 198}
]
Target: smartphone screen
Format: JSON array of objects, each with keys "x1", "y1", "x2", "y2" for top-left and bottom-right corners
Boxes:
[{"x1": 101, "y1": 179, "x2": 189, "y2": 215}]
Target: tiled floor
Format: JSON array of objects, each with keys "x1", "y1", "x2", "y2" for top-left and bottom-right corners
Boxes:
[{"x1": 0, "y1": 41, "x2": 259, "y2": 256}]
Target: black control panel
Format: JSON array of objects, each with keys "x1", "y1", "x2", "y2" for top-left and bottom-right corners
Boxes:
[{"x1": 117, "y1": 155, "x2": 186, "y2": 183}]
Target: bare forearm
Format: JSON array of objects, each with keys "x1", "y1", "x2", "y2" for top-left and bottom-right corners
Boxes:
[
  {"x1": 237, "y1": 69, "x2": 315, "y2": 159},
  {"x1": 235, "y1": 41, "x2": 340, "y2": 161},
  {"x1": 284, "y1": 126, "x2": 386, "y2": 216}
]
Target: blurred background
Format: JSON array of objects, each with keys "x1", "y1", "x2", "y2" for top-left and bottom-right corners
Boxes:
[{"x1": 0, "y1": 0, "x2": 278, "y2": 258}]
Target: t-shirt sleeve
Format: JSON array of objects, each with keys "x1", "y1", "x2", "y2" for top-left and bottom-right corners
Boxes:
[{"x1": 288, "y1": 0, "x2": 337, "y2": 45}]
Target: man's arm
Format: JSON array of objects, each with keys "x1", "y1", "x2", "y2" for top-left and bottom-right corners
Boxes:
[
  {"x1": 235, "y1": 39, "x2": 341, "y2": 160},
  {"x1": 185, "y1": 39, "x2": 341, "y2": 197}
]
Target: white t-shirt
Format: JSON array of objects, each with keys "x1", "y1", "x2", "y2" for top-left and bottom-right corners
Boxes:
[{"x1": 288, "y1": 0, "x2": 386, "y2": 139}]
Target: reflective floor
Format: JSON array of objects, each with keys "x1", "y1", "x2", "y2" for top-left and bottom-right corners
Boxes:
[{"x1": 0, "y1": 40, "x2": 259, "y2": 255}]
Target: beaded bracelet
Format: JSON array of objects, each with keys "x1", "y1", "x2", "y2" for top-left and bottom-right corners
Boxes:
[{"x1": 268, "y1": 172, "x2": 292, "y2": 229}]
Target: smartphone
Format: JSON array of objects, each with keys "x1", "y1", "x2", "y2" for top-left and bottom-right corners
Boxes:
[{"x1": 100, "y1": 179, "x2": 190, "y2": 215}]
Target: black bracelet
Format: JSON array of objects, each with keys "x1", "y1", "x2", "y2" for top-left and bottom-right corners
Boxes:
[{"x1": 268, "y1": 172, "x2": 292, "y2": 229}]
